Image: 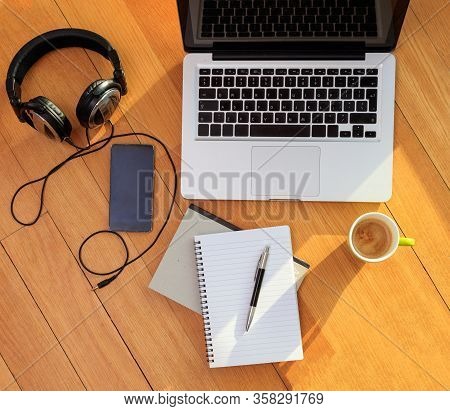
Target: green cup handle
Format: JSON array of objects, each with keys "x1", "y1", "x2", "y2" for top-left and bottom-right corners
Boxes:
[{"x1": 399, "y1": 237, "x2": 415, "y2": 246}]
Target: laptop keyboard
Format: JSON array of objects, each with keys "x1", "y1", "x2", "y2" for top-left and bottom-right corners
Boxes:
[
  {"x1": 197, "y1": 67, "x2": 379, "y2": 139},
  {"x1": 200, "y1": 0, "x2": 378, "y2": 39}
]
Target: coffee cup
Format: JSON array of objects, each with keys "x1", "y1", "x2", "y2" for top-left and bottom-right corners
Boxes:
[{"x1": 348, "y1": 212, "x2": 415, "y2": 263}]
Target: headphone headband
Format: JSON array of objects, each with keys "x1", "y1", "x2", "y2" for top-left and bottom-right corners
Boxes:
[{"x1": 6, "y1": 28, "x2": 127, "y2": 108}]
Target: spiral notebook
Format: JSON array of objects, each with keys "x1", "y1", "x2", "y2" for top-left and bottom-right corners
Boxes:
[{"x1": 195, "y1": 226, "x2": 303, "y2": 368}]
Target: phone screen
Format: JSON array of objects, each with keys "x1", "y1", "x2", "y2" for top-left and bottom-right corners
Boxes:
[{"x1": 109, "y1": 144, "x2": 154, "y2": 232}]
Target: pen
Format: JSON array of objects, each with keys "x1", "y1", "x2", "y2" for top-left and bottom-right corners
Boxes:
[{"x1": 246, "y1": 246, "x2": 270, "y2": 332}]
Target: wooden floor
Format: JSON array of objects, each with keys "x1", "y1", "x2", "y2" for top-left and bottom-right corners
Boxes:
[{"x1": 0, "y1": 0, "x2": 449, "y2": 391}]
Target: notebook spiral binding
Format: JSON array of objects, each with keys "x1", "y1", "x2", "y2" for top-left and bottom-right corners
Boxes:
[{"x1": 194, "y1": 240, "x2": 214, "y2": 364}]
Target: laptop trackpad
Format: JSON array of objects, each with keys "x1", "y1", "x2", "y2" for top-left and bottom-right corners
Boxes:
[{"x1": 251, "y1": 146, "x2": 320, "y2": 198}]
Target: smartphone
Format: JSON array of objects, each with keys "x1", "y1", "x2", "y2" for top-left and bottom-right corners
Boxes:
[{"x1": 109, "y1": 144, "x2": 155, "y2": 232}]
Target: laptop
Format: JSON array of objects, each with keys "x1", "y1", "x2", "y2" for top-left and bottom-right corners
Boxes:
[{"x1": 177, "y1": 0, "x2": 409, "y2": 201}]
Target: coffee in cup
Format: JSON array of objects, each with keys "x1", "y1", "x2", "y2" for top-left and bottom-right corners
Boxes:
[{"x1": 348, "y1": 212, "x2": 415, "y2": 262}]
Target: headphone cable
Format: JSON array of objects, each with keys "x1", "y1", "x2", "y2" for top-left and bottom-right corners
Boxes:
[{"x1": 10, "y1": 121, "x2": 178, "y2": 290}]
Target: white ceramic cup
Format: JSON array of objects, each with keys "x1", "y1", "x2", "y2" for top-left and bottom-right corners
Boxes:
[{"x1": 348, "y1": 212, "x2": 415, "y2": 263}]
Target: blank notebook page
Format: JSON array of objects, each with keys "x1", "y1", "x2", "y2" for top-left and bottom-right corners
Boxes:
[{"x1": 195, "y1": 225, "x2": 303, "y2": 368}]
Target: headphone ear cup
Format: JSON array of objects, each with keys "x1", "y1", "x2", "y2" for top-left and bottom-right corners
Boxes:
[
  {"x1": 26, "y1": 96, "x2": 72, "y2": 141},
  {"x1": 76, "y1": 79, "x2": 122, "y2": 128}
]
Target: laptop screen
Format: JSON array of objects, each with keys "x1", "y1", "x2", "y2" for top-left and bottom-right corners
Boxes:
[{"x1": 177, "y1": 0, "x2": 409, "y2": 53}]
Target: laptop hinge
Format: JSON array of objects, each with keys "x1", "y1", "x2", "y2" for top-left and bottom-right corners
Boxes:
[{"x1": 212, "y1": 42, "x2": 366, "y2": 61}]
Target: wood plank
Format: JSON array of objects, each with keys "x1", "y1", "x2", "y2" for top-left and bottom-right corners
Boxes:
[
  {"x1": 410, "y1": 0, "x2": 449, "y2": 67},
  {"x1": 0, "y1": 245, "x2": 84, "y2": 390},
  {"x1": 394, "y1": 9, "x2": 450, "y2": 185},
  {"x1": 2, "y1": 215, "x2": 150, "y2": 390},
  {"x1": 0, "y1": 130, "x2": 44, "y2": 240},
  {"x1": 0, "y1": 355, "x2": 19, "y2": 391},
  {"x1": 390, "y1": 106, "x2": 450, "y2": 302}
]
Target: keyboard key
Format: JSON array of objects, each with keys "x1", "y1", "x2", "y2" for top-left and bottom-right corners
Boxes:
[
  {"x1": 369, "y1": 99, "x2": 377, "y2": 112},
  {"x1": 199, "y1": 88, "x2": 216, "y2": 99},
  {"x1": 238, "y1": 112, "x2": 249, "y2": 123},
  {"x1": 297, "y1": 76, "x2": 308, "y2": 87},
  {"x1": 250, "y1": 113, "x2": 261, "y2": 123},
  {"x1": 279, "y1": 88, "x2": 290, "y2": 99},
  {"x1": 237, "y1": 69, "x2": 249, "y2": 75},
  {"x1": 301, "y1": 68, "x2": 313, "y2": 75},
  {"x1": 367, "y1": 68, "x2": 378, "y2": 75},
  {"x1": 348, "y1": 76, "x2": 359, "y2": 87},
  {"x1": 340, "y1": 68, "x2": 351, "y2": 75},
  {"x1": 328, "y1": 89, "x2": 340, "y2": 99},
  {"x1": 199, "y1": 77, "x2": 210, "y2": 87},
  {"x1": 291, "y1": 89, "x2": 302, "y2": 99},
  {"x1": 225, "y1": 68, "x2": 236, "y2": 75},
  {"x1": 288, "y1": 69, "x2": 300, "y2": 75},
  {"x1": 365, "y1": 131, "x2": 377, "y2": 138},
  {"x1": 310, "y1": 76, "x2": 321, "y2": 87},
  {"x1": 281, "y1": 101, "x2": 293, "y2": 111},
  {"x1": 244, "y1": 100, "x2": 255, "y2": 111},
  {"x1": 327, "y1": 125, "x2": 339, "y2": 137},
  {"x1": 210, "y1": 124, "x2": 221, "y2": 136},
  {"x1": 353, "y1": 68, "x2": 365, "y2": 75},
  {"x1": 350, "y1": 113, "x2": 377, "y2": 124},
  {"x1": 269, "y1": 100, "x2": 280, "y2": 111},
  {"x1": 273, "y1": 76, "x2": 284, "y2": 86},
  {"x1": 250, "y1": 124, "x2": 310, "y2": 137},
  {"x1": 223, "y1": 124, "x2": 233, "y2": 136},
  {"x1": 276, "y1": 68, "x2": 287, "y2": 75},
  {"x1": 314, "y1": 68, "x2": 326, "y2": 75},
  {"x1": 360, "y1": 76, "x2": 378, "y2": 87},
  {"x1": 275, "y1": 113, "x2": 286, "y2": 123},
  {"x1": 262, "y1": 112, "x2": 274, "y2": 123},
  {"x1": 294, "y1": 101, "x2": 305, "y2": 111},
  {"x1": 312, "y1": 125, "x2": 326, "y2": 137},
  {"x1": 331, "y1": 101, "x2": 342, "y2": 111},
  {"x1": 229, "y1": 89, "x2": 240, "y2": 99},
  {"x1": 312, "y1": 113, "x2": 324, "y2": 123},
  {"x1": 353, "y1": 125, "x2": 364, "y2": 137},
  {"x1": 250, "y1": 68, "x2": 261, "y2": 75},
  {"x1": 356, "y1": 101, "x2": 368, "y2": 111},
  {"x1": 248, "y1": 77, "x2": 259, "y2": 87},
  {"x1": 232, "y1": 101, "x2": 243, "y2": 111},
  {"x1": 306, "y1": 101, "x2": 317, "y2": 111},
  {"x1": 323, "y1": 76, "x2": 333, "y2": 87},
  {"x1": 199, "y1": 69, "x2": 210, "y2": 75},
  {"x1": 325, "y1": 113, "x2": 336, "y2": 123},
  {"x1": 335, "y1": 76, "x2": 346, "y2": 87},
  {"x1": 224, "y1": 76, "x2": 234, "y2": 87},
  {"x1": 337, "y1": 113, "x2": 348, "y2": 123},
  {"x1": 254, "y1": 88, "x2": 265, "y2": 99},
  {"x1": 344, "y1": 101, "x2": 355, "y2": 111},
  {"x1": 319, "y1": 101, "x2": 330, "y2": 111},
  {"x1": 316, "y1": 89, "x2": 327, "y2": 99},
  {"x1": 220, "y1": 100, "x2": 231, "y2": 111},
  {"x1": 287, "y1": 113, "x2": 299, "y2": 123},
  {"x1": 217, "y1": 88, "x2": 228, "y2": 99},
  {"x1": 212, "y1": 68, "x2": 223, "y2": 75},
  {"x1": 304, "y1": 89, "x2": 315, "y2": 99},
  {"x1": 236, "y1": 76, "x2": 247, "y2": 87},
  {"x1": 340, "y1": 130, "x2": 351, "y2": 137},
  {"x1": 235, "y1": 124, "x2": 249, "y2": 136},
  {"x1": 263, "y1": 68, "x2": 274, "y2": 75},
  {"x1": 242, "y1": 88, "x2": 252, "y2": 99},
  {"x1": 199, "y1": 112, "x2": 212, "y2": 122},
  {"x1": 211, "y1": 77, "x2": 222, "y2": 87},
  {"x1": 226, "y1": 112, "x2": 237, "y2": 123},
  {"x1": 261, "y1": 76, "x2": 271, "y2": 87},
  {"x1": 198, "y1": 124, "x2": 209, "y2": 136},
  {"x1": 266, "y1": 88, "x2": 277, "y2": 99},
  {"x1": 354, "y1": 88, "x2": 365, "y2": 99},
  {"x1": 214, "y1": 112, "x2": 224, "y2": 123},
  {"x1": 257, "y1": 100, "x2": 268, "y2": 111},
  {"x1": 341, "y1": 88, "x2": 352, "y2": 99},
  {"x1": 300, "y1": 113, "x2": 311, "y2": 123},
  {"x1": 327, "y1": 68, "x2": 339, "y2": 75}
]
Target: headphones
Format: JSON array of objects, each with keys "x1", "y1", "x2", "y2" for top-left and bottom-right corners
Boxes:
[{"x1": 6, "y1": 28, "x2": 127, "y2": 142}]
